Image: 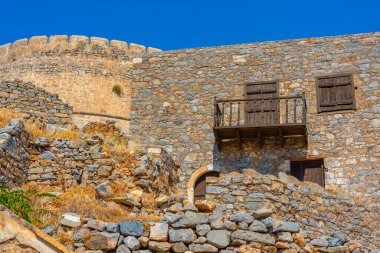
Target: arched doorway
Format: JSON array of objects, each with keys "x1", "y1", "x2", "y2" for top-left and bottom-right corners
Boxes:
[
  {"x1": 187, "y1": 165, "x2": 221, "y2": 203},
  {"x1": 193, "y1": 171, "x2": 220, "y2": 201}
]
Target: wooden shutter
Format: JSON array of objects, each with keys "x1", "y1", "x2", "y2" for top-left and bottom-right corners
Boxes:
[
  {"x1": 245, "y1": 81, "x2": 279, "y2": 126},
  {"x1": 317, "y1": 74, "x2": 355, "y2": 113}
]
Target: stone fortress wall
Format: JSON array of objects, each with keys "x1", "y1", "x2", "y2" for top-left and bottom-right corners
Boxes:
[
  {"x1": 0, "y1": 79, "x2": 72, "y2": 128},
  {"x1": 129, "y1": 32, "x2": 380, "y2": 199},
  {"x1": 0, "y1": 35, "x2": 160, "y2": 132}
]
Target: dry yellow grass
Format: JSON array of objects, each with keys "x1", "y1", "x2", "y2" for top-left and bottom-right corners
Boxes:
[
  {"x1": 25, "y1": 185, "x2": 160, "y2": 230},
  {"x1": 0, "y1": 109, "x2": 22, "y2": 128},
  {"x1": 0, "y1": 108, "x2": 80, "y2": 140},
  {"x1": 56, "y1": 230, "x2": 75, "y2": 246}
]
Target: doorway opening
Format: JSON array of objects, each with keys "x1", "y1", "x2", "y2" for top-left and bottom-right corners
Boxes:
[
  {"x1": 290, "y1": 159, "x2": 325, "y2": 187},
  {"x1": 194, "y1": 171, "x2": 220, "y2": 201}
]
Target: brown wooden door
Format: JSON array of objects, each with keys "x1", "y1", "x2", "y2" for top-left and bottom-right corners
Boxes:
[
  {"x1": 245, "y1": 81, "x2": 279, "y2": 126},
  {"x1": 194, "y1": 172, "x2": 220, "y2": 201},
  {"x1": 291, "y1": 160, "x2": 324, "y2": 187}
]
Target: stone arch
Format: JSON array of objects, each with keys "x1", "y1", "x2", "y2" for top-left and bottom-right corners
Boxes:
[{"x1": 187, "y1": 164, "x2": 221, "y2": 203}]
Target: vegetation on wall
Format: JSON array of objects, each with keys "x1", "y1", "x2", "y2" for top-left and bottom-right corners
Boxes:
[
  {"x1": 0, "y1": 186, "x2": 53, "y2": 224},
  {"x1": 112, "y1": 84, "x2": 123, "y2": 97}
]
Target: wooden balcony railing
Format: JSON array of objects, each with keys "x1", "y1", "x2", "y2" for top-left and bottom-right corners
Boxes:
[
  {"x1": 213, "y1": 95, "x2": 307, "y2": 146},
  {"x1": 214, "y1": 95, "x2": 306, "y2": 128}
]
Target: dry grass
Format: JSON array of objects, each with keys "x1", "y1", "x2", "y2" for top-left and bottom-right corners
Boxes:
[
  {"x1": 24, "y1": 185, "x2": 161, "y2": 230},
  {"x1": 0, "y1": 108, "x2": 80, "y2": 140},
  {"x1": 0, "y1": 109, "x2": 22, "y2": 128},
  {"x1": 56, "y1": 230, "x2": 75, "y2": 246}
]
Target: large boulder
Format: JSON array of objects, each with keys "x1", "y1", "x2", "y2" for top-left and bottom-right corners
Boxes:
[
  {"x1": 85, "y1": 219, "x2": 107, "y2": 231},
  {"x1": 84, "y1": 231, "x2": 120, "y2": 250},
  {"x1": 116, "y1": 244, "x2": 131, "y2": 253},
  {"x1": 148, "y1": 241, "x2": 171, "y2": 252},
  {"x1": 169, "y1": 228, "x2": 196, "y2": 243},
  {"x1": 231, "y1": 230, "x2": 275, "y2": 245},
  {"x1": 150, "y1": 222, "x2": 169, "y2": 242},
  {"x1": 248, "y1": 220, "x2": 267, "y2": 232},
  {"x1": 123, "y1": 236, "x2": 141, "y2": 250},
  {"x1": 112, "y1": 196, "x2": 142, "y2": 208},
  {"x1": 206, "y1": 230, "x2": 231, "y2": 249},
  {"x1": 60, "y1": 213, "x2": 81, "y2": 228},
  {"x1": 171, "y1": 211, "x2": 209, "y2": 228},
  {"x1": 272, "y1": 219, "x2": 300, "y2": 233},
  {"x1": 195, "y1": 200, "x2": 216, "y2": 212},
  {"x1": 120, "y1": 221, "x2": 144, "y2": 237},
  {"x1": 188, "y1": 243, "x2": 218, "y2": 253},
  {"x1": 171, "y1": 242, "x2": 188, "y2": 253},
  {"x1": 196, "y1": 224, "x2": 211, "y2": 237},
  {"x1": 95, "y1": 181, "x2": 111, "y2": 199}
]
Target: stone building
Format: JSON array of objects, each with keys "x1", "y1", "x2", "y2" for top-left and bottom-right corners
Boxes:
[
  {"x1": 0, "y1": 32, "x2": 379, "y2": 203},
  {"x1": 128, "y1": 32, "x2": 380, "y2": 202}
]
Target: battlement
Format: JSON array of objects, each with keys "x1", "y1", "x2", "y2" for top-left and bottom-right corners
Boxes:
[{"x1": 0, "y1": 35, "x2": 161, "y2": 62}]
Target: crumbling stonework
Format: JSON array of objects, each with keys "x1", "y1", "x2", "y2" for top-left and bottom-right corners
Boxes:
[
  {"x1": 0, "y1": 79, "x2": 72, "y2": 128},
  {"x1": 206, "y1": 170, "x2": 380, "y2": 248},
  {"x1": 129, "y1": 32, "x2": 380, "y2": 198},
  {"x1": 37, "y1": 171, "x2": 380, "y2": 252},
  {"x1": 0, "y1": 120, "x2": 29, "y2": 187}
]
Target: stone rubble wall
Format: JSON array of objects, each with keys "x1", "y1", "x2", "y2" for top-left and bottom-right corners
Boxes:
[
  {"x1": 0, "y1": 35, "x2": 160, "y2": 132},
  {"x1": 0, "y1": 79, "x2": 73, "y2": 128},
  {"x1": 43, "y1": 171, "x2": 380, "y2": 253},
  {"x1": 28, "y1": 137, "x2": 117, "y2": 188},
  {"x1": 205, "y1": 169, "x2": 380, "y2": 249},
  {"x1": 0, "y1": 119, "x2": 30, "y2": 187},
  {"x1": 27, "y1": 137, "x2": 178, "y2": 193},
  {"x1": 129, "y1": 32, "x2": 380, "y2": 198}
]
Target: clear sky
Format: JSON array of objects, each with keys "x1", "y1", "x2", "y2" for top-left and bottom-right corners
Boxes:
[{"x1": 1, "y1": 0, "x2": 379, "y2": 50}]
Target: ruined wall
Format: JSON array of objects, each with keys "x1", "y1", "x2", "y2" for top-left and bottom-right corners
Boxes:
[
  {"x1": 129, "y1": 32, "x2": 380, "y2": 197},
  {"x1": 206, "y1": 169, "x2": 380, "y2": 249},
  {"x1": 0, "y1": 120, "x2": 29, "y2": 187},
  {"x1": 0, "y1": 80, "x2": 72, "y2": 128},
  {"x1": 0, "y1": 35, "x2": 160, "y2": 131}
]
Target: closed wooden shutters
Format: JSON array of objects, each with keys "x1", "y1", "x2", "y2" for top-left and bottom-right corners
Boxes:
[
  {"x1": 245, "y1": 81, "x2": 279, "y2": 126},
  {"x1": 291, "y1": 160, "x2": 324, "y2": 187},
  {"x1": 316, "y1": 74, "x2": 355, "y2": 113},
  {"x1": 194, "y1": 172, "x2": 220, "y2": 201}
]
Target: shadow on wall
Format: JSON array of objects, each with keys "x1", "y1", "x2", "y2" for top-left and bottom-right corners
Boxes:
[{"x1": 212, "y1": 137, "x2": 308, "y2": 176}]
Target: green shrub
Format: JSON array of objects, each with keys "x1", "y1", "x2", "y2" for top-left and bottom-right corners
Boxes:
[
  {"x1": 0, "y1": 186, "x2": 54, "y2": 224},
  {"x1": 112, "y1": 84, "x2": 123, "y2": 97}
]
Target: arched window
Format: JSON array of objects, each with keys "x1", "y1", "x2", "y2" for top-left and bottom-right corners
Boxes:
[{"x1": 194, "y1": 171, "x2": 220, "y2": 201}]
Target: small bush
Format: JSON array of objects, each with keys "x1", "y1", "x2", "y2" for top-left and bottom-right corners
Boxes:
[
  {"x1": 0, "y1": 186, "x2": 53, "y2": 224},
  {"x1": 112, "y1": 84, "x2": 123, "y2": 96}
]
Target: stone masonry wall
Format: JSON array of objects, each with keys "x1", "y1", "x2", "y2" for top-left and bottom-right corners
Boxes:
[
  {"x1": 0, "y1": 79, "x2": 72, "y2": 128},
  {"x1": 206, "y1": 169, "x2": 380, "y2": 249},
  {"x1": 0, "y1": 120, "x2": 29, "y2": 187},
  {"x1": 28, "y1": 137, "x2": 178, "y2": 193},
  {"x1": 129, "y1": 32, "x2": 380, "y2": 198},
  {"x1": 0, "y1": 35, "x2": 160, "y2": 132}
]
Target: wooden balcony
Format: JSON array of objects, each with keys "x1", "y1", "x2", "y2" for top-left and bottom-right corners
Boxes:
[{"x1": 213, "y1": 95, "x2": 307, "y2": 148}]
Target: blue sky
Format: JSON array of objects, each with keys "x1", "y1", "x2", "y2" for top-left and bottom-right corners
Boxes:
[{"x1": 1, "y1": 0, "x2": 379, "y2": 50}]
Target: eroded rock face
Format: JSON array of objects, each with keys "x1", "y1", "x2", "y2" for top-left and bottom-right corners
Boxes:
[
  {"x1": 206, "y1": 230, "x2": 231, "y2": 249},
  {"x1": 84, "y1": 231, "x2": 120, "y2": 250},
  {"x1": 188, "y1": 243, "x2": 219, "y2": 253},
  {"x1": 149, "y1": 222, "x2": 168, "y2": 242},
  {"x1": 169, "y1": 228, "x2": 196, "y2": 243},
  {"x1": 231, "y1": 230, "x2": 275, "y2": 245},
  {"x1": 148, "y1": 241, "x2": 171, "y2": 252},
  {"x1": 60, "y1": 213, "x2": 81, "y2": 228},
  {"x1": 120, "y1": 222, "x2": 144, "y2": 237}
]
